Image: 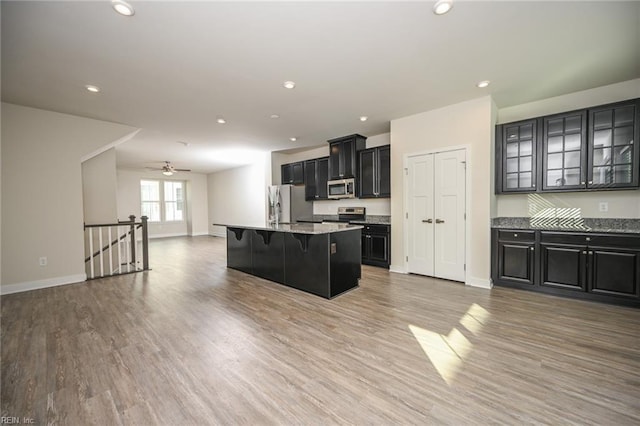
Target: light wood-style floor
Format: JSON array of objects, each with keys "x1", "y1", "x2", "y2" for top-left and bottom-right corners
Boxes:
[{"x1": 2, "y1": 236, "x2": 639, "y2": 425}]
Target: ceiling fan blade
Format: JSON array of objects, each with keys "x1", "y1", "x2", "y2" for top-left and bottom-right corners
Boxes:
[{"x1": 175, "y1": 168, "x2": 192, "y2": 172}]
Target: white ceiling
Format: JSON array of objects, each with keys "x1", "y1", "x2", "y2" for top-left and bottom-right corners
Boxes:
[{"x1": 2, "y1": 1, "x2": 639, "y2": 173}]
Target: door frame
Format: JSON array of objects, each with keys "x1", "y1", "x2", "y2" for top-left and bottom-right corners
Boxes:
[{"x1": 403, "y1": 145, "x2": 470, "y2": 284}]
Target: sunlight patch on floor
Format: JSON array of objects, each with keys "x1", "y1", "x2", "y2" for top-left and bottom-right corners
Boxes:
[{"x1": 409, "y1": 303, "x2": 490, "y2": 385}]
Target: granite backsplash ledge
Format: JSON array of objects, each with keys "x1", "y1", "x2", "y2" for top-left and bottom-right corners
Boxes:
[{"x1": 491, "y1": 217, "x2": 640, "y2": 234}]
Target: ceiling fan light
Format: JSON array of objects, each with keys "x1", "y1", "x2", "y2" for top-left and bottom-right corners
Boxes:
[
  {"x1": 433, "y1": 0, "x2": 453, "y2": 15},
  {"x1": 162, "y1": 170, "x2": 174, "y2": 176}
]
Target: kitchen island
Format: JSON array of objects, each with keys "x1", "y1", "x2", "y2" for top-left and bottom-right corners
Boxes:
[{"x1": 217, "y1": 222, "x2": 362, "y2": 299}]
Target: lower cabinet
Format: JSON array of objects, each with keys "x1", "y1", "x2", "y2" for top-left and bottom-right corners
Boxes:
[
  {"x1": 361, "y1": 224, "x2": 390, "y2": 268},
  {"x1": 492, "y1": 229, "x2": 640, "y2": 307},
  {"x1": 495, "y1": 230, "x2": 536, "y2": 286},
  {"x1": 540, "y1": 233, "x2": 587, "y2": 291}
]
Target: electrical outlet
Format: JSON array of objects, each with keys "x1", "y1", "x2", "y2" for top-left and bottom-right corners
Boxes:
[
  {"x1": 39, "y1": 256, "x2": 47, "y2": 267},
  {"x1": 599, "y1": 202, "x2": 608, "y2": 212}
]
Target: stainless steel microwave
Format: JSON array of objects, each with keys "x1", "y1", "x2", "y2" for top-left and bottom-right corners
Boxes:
[{"x1": 327, "y1": 178, "x2": 356, "y2": 199}]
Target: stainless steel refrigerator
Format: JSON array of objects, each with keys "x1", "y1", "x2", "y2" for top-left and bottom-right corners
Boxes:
[{"x1": 267, "y1": 185, "x2": 313, "y2": 224}]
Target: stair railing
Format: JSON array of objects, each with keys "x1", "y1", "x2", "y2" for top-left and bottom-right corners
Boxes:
[{"x1": 84, "y1": 215, "x2": 149, "y2": 279}]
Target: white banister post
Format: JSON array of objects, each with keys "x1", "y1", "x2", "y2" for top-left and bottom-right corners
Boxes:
[
  {"x1": 89, "y1": 228, "x2": 95, "y2": 279},
  {"x1": 99, "y1": 227, "x2": 104, "y2": 277},
  {"x1": 108, "y1": 227, "x2": 113, "y2": 276}
]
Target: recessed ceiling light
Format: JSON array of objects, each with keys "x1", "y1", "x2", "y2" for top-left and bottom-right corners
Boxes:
[
  {"x1": 477, "y1": 80, "x2": 491, "y2": 88},
  {"x1": 283, "y1": 81, "x2": 296, "y2": 89},
  {"x1": 290, "y1": 137, "x2": 297, "y2": 142},
  {"x1": 217, "y1": 118, "x2": 226, "y2": 124},
  {"x1": 112, "y1": 0, "x2": 135, "y2": 17},
  {"x1": 433, "y1": 0, "x2": 453, "y2": 15},
  {"x1": 270, "y1": 114, "x2": 280, "y2": 119},
  {"x1": 85, "y1": 85, "x2": 101, "y2": 93},
  {"x1": 360, "y1": 116, "x2": 368, "y2": 122}
]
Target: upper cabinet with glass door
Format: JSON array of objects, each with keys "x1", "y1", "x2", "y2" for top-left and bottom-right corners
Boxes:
[
  {"x1": 495, "y1": 98, "x2": 640, "y2": 194},
  {"x1": 496, "y1": 119, "x2": 537, "y2": 193},
  {"x1": 588, "y1": 100, "x2": 639, "y2": 189},
  {"x1": 541, "y1": 111, "x2": 587, "y2": 191}
]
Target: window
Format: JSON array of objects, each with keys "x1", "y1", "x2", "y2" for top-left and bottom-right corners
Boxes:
[
  {"x1": 140, "y1": 180, "x2": 185, "y2": 222},
  {"x1": 164, "y1": 181, "x2": 184, "y2": 221}
]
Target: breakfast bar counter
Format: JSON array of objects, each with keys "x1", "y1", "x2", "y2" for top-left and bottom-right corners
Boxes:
[{"x1": 216, "y1": 222, "x2": 362, "y2": 299}]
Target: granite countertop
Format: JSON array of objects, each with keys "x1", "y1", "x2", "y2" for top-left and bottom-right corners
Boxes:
[
  {"x1": 491, "y1": 217, "x2": 640, "y2": 234},
  {"x1": 297, "y1": 215, "x2": 391, "y2": 225},
  {"x1": 215, "y1": 222, "x2": 363, "y2": 235}
]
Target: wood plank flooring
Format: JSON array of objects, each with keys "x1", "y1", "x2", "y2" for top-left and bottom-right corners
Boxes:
[{"x1": 2, "y1": 235, "x2": 639, "y2": 425}]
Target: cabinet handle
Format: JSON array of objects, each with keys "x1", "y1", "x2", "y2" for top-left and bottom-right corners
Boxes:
[
  {"x1": 514, "y1": 233, "x2": 518, "y2": 237},
  {"x1": 583, "y1": 251, "x2": 587, "y2": 254},
  {"x1": 532, "y1": 184, "x2": 536, "y2": 187},
  {"x1": 422, "y1": 219, "x2": 433, "y2": 223},
  {"x1": 436, "y1": 219, "x2": 445, "y2": 224},
  {"x1": 585, "y1": 237, "x2": 591, "y2": 241},
  {"x1": 530, "y1": 247, "x2": 534, "y2": 251},
  {"x1": 588, "y1": 181, "x2": 593, "y2": 184},
  {"x1": 581, "y1": 181, "x2": 585, "y2": 185}
]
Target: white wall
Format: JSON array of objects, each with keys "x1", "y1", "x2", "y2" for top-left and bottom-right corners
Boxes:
[
  {"x1": 390, "y1": 97, "x2": 495, "y2": 288},
  {"x1": 496, "y1": 79, "x2": 640, "y2": 219},
  {"x1": 116, "y1": 169, "x2": 209, "y2": 238},
  {"x1": 1, "y1": 103, "x2": 138, "y2": 292},
  {"x1": 209, "y1": 155, "x2": 271, "y2": 237},
  {"x1": 82, "y1": 148, "x2": 118, "y2": 224}
]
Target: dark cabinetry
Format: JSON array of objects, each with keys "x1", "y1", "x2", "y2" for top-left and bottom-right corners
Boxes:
[
  {"x1": 542, "y1": 111, "x2": 587, "y2": 190},
  {"x1": 281, "y1": 161, "x2": 304, "y2": 185},
  {"x1": 494, "y1": 230, "x2": 536, "y2": 286},
  {"x1": 496, "y1": 98, "x2": 640, "y2": 193},
  {"x1": 588, "y1": 101, "x2": 639, "y2": 188},
  {"x1": 358, "y1": 145, "x2": 390, "y2": 198},
  {"x1": 304, "y1": 157, "x2": 329, "y2": 200},
  {"x1": 491, "y1": 228, "x2": 640, "y2": 307},
  {"x1": 361, "y1": 224, "x2": 390, "y2": 268},
  {"x1": 496, "y1": 119, "x2": 538, "y2": 192},
  {"x1": 328, "y1": 134, "x2": 367, "y2": 180}
]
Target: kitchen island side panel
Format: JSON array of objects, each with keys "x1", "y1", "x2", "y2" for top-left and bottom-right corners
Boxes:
[{"x1": 330, "y1": 229, "x2": 362, "y2": 297}]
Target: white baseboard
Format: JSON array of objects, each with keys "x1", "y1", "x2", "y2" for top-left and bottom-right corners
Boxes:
[
  {"x1": 210, "y1": 231, "x2": 226, "y2": 238},
  {"x1": 149, "y1": 232, "x2": 188, "y2": 239},
  {"x1": 465, "y1": 276, "x2": 493, "y2": 289},
  {"x1": 189, "y1": 232, "x2": 210, "y2": 237},
  {"x1": 1, "y1": 273, "x2": 87, "y2": 295},
  {"x1": 389, "y1": 264, "x2": 407, "y2": 274}
]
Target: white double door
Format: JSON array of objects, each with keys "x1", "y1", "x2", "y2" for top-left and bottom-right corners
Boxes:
[{"x1": 407, "y1": 149, "x2": 466, "y2": 282}]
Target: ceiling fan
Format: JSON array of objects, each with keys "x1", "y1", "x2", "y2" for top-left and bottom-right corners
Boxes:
[{"x1": 148, "y1": 161, "x2": 191, "y2": 176}]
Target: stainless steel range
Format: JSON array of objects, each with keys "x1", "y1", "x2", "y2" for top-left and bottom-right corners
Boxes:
[{"x1": 337, "y1": 207, "x2": 366, "y2": 222}]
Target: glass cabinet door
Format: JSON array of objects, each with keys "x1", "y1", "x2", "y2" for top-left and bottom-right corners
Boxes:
[
  {"x1": 542, "y1": 111, "x2": 587, "y2": 190},
  {"x1": 501, "y1": 119, "x2": 537, "y2": 192},
  {"x1": 588, "y1": 101, "x2": 638, "y2": 188}
]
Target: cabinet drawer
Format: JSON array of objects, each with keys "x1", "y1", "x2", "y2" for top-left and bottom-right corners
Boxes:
[
  {"x1": 587, "y1": 234, "x2": 640, "y2": 250},
  {"x1": 541, "y1": 232, "x2": 640, "y2": 248},
  {"x1": 361, "y1": 224, "x2": 390, "y2": 234},
  {"x1": 540, "y1": 232, "x2": 590, "y2": 245},
  {"x1": 497, "y1": 230, "x2": 535, "y2": 242}
]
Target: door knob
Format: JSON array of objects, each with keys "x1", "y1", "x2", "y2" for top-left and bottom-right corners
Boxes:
[
  {"x1": 422, "y1": 219, "x2": 433, "y2": 223},
  {"x1": 436, "y1": 219, "x2": 445, "y2": 224}
]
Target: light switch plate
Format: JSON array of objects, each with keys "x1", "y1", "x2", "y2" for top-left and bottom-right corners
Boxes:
[{"x1": 599, "y1": 202, "x2": 608, "y2": 212}]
